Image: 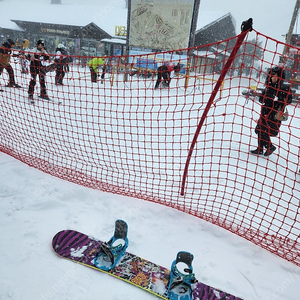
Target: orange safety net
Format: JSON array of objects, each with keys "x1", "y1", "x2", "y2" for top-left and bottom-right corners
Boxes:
[{"x1": 0, "y1": 29, "x2": 299, "y2": 266}]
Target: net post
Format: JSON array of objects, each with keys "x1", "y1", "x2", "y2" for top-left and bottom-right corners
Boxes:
[
  {"x1": 184, "y1": 63, "x2": 191, "y2": 90},
  {"x1": 180, "y1": 18, "x2": 253, "y2": 196}
]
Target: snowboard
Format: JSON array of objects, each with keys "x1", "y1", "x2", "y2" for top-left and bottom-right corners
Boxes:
[{"x1": 52, "y1": 229, "x2": 243, "y2": 300}]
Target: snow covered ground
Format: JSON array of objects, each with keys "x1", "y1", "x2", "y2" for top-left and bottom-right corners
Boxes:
[
  {"x1": 0, "y1": 1, "x2": 299, "y2": 300},
  {"x1": 0, "y1": 151, "x2": 299, "y2": 300}
]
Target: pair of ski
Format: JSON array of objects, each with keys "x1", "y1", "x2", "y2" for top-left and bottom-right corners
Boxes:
[
  {"x1": 29, "y1": 95, "x2": 62, "y2": 105},
  {"x1": 52, "y1": 220, "x2": 243, "y2": 300},
  {"x1": 0, "y1": 84, "x2": 23, "y2": 92}
]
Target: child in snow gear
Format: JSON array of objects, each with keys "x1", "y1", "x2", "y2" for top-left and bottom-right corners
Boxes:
[
  {"x1": 167, "y1": 251, "x2": 197, "y2": 300},
  {"x1": 251, "y1": 66, "x2": 291, "y2": 156},
  {"x1": 155, "y1": 62, "x2": 181, "y2": 89},
  {"x1": 94, "y1": 219, "x2": 128, "y2": 271},
  {"x1": 20, "y1": 39, "x2": 30, "y2": 74},
  {"x1": 54, "y1": 43, "x2": 68, "y2": 85},
  {"x1": 88, "y1": 57, "x2": 106, "y2": 83},
  {"x1": 0, "y1": 39, "x2": 22, "y2": 88},
  {"x1": 28, "y1": 39, "x2": 50, "y2": 101}
]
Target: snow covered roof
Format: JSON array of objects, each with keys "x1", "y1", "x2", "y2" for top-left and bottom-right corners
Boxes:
[
  {"x1": 0, "y1": 1, "x2": 127, "y2": 37},
  {"x1": 0, "y1": 17, "x2": 24, "y2": 31},
  {"x1": 192, "y1": 50, "x2": 216, "y2": 57},
  {"x1": 196, "y1": 11, "x2": 230, "y2": 31},
  {"x1": 101, "y1": 38, "x2": 126, "y2": 44}
]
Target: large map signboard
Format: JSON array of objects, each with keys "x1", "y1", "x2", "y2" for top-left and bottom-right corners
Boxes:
[{"x1": 129, "y1": 0, "x2": 196, "y2": 50}]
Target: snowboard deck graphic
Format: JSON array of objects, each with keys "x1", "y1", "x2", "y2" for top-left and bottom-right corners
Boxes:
[{"x1": 52, "y1": 230, "x2": 243, "y2": 300}]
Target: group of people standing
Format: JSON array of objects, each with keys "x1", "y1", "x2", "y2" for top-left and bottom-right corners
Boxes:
[
  {"x1": 0, "y1": 39, "x2": 297, "y2": 164},
  {"x1": 0, "y1": 38, "x2": 70, "y2": 103}
]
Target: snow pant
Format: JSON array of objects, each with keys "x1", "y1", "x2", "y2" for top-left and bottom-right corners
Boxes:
[
  {"x1": 0, "y1": 64, "x2": 16, "y2": 85},
  {"x1": 155, "y1": 65, "x2": 170, "y2": 89},
  {"x1": 255, "y1": 116, "x2": 280, "y2": 150},
  {"x1": 90, "y1": 67, "x2": 105, "y2": 83},
  {"x1": 28, "y1": 65, "x2": 47, "y2": 97},
  {"x1": 20, "y1": 57, "x2": 29, "y2": 73},
  {"x1": 55, "y1": 64, "x2": 66, "y2": 85}
]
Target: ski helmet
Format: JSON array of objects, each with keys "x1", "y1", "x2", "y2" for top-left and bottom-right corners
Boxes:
[
  {"x1": 57, "y1": 43, "x2": 65, "y2": 49},
  {"x1": 7, "y1": 39, "x2": 15, "y2": 47},
  {"x1": 271, "y1": 66, "x2": 282, "y2": 77},
  {"x1": 36, "y1": 39, "x2": 45, "y2": 47}
]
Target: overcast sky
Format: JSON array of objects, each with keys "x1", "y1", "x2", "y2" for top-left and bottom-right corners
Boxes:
[{"x1": 199, "y1": 0, "x2": 296, "y2": 42}]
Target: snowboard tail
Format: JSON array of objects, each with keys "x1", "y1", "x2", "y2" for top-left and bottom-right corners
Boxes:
[
  {"x1": 52, "y1": 228, "x2": 243, "y2": 300},
  {"x1": 52, "y1": 229, "x2": 170, "y2": 299}
]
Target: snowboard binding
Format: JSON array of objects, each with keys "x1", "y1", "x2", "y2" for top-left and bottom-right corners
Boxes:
[
  {"x1": 94, "y1": 219, "x2": 128, "y2": 271},
  {"x1": 167, "y1": 251, "x2": 197, "y2": 300}
]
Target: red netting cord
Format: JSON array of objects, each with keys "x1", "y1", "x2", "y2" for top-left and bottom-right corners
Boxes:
[{"x1": 0, "y1": 26, "x2": 299, "y2": 267}]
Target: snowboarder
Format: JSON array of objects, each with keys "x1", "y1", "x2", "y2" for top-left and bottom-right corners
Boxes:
[
  {"x1": 0, "y1": 39, "x2": 22, "y2": 88},
  {"x1": 88, "y1": 57, "x2": 106, "y2": 83},
  {"x1": 154, "y1": 62, "x2": 181, "y2": 89},
  {"x1": 54, "y1": 43, "x2": 68, "y2": 85},
  {"x1": 250, "y1": 66, "x2": 292, "y2": 156},
  {"x1": 28, "y1": 39, "x2": 50, "y2": 101}
]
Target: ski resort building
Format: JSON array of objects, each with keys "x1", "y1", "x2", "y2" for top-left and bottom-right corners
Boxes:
[{"x1": 0, "y1": 1, "x2": 236, "y2": 59}]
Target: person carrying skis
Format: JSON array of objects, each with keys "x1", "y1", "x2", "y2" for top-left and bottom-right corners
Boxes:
[
  {"x1": 54, "y1": 43, "x2": 68, "y2": 85},
  {"x1": 88, "y1": 57, "x2": 106, "y2": 83},
  {"x1": 28, "y1": 39, "x2": 50, "y2": 101},
  {"x1": 250, "y1": 66, "x2": 292, "y2": 156},
  {"x1": 0, "y1": 39, "x2": 22, "y2": 88},
  {"x1": 154, "y1": 62, "x2": 181, "y2": 89}
]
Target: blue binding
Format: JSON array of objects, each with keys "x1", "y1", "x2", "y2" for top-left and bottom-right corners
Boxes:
[
  {"x1": 94, "y1": 220, "x2": 129, "y2": 271},
  {"x1": 167, "y1": 252, "x2": 196, "y2": 300}
]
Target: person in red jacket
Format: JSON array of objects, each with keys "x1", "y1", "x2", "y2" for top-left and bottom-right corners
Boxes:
[{"x1": 154, "y1": 62, "x2": 181, "y2": 89}]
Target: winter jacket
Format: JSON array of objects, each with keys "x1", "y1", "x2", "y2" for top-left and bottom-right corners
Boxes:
[
  {"x1": 28, "y1": 47, "x2": 50, "y2": 68},
  {"x1": 257, "y1": 72, "x2": 290, "y2": 137},
  {"x1": 55, "y1": 47, "x2": 68, "y2": 64},
  {"x1": 88, "y1": 57, "x2": 104, "y2": 72},
  {"x1": 0, "y1": 45, "x2": 12, "y2": 67}
]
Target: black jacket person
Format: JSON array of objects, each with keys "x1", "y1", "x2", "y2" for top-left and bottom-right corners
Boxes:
[
  {"x1": 251, "y1": 66, "x2": 292, "y2": 156},
  {"x1": 28, "y1": 39, "x2": 50, "y2": 100}
]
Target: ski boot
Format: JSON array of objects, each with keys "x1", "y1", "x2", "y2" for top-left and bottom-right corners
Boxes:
[
  {"x1": 94, "y1": 219, "x2": 128, "y2": 271},
  {"x1": 167, "y1": 252, "x2": 197, "y2": 300},
  {"x1": 39, "y1": 94, "x2": 51, "y2": 101},
  {"x1": 6, "y1": 82, "x2": 22, "y2": 88},
  {"x1": 28, "y1": 94, "x2": 34, "y2": 104}
]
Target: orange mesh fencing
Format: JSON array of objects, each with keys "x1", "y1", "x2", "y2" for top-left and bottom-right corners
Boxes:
[{"x1": 0, "y1": 29, "x2": 300, "y2": 266}]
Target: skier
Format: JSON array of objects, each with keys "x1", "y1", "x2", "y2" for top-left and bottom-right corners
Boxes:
[
  {"x1": 250, "y1": 66, "x2": 291, "y2": 156},
  {"x1": 88, "y1": 56, "x2": 106, "y2": 83},
  {"x1": 54, "y1": 43, "x2": 68, "y2": 85},
  {"x1": 0, "y1": 39, "x2": 22, "y2": 88},
  {"x1": 154, "y1": 62, "x2": 181, "y2": 89},
  {"x1": 28, "y1": 39, "x2": 50, "y2": 102}
]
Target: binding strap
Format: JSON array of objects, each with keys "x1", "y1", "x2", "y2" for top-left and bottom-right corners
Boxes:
[
  {"x1": 100, "y1": 242, "x2": 115, "y2": 265},
  {"x1": 168, "y1": 276, "x2": 189, "y2": 293}
]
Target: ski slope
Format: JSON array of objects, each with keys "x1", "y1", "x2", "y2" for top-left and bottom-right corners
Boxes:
[
  {"x1": 0, "y1": 61, "x2": 299, "y2": 300},
  {"x1": 0, "y1": 150, "x2": 299, "y2": 300}
]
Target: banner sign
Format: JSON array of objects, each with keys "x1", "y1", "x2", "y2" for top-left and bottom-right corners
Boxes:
[{"x1": 129, "y1": 0, "x2": 196, "y2": 50}]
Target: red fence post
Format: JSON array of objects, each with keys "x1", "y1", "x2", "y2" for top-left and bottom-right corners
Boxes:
[{"x1": 180, "y1": 18, "x2": 253, "y2": 196}]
